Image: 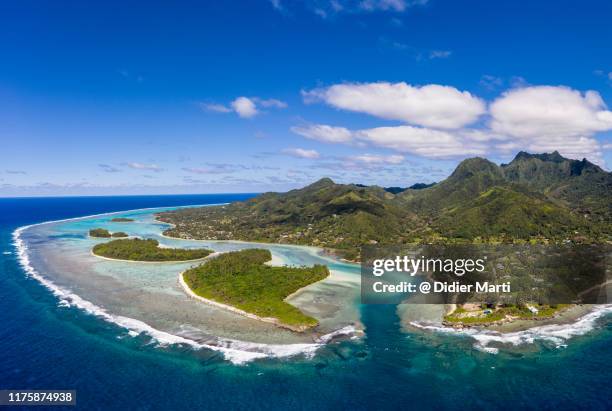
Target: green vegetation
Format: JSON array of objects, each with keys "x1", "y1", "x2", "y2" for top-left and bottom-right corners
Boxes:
[
  {"x1": 158, "y1": 151, "x2": 611, "y2": 261},
  {"x1": 444, "y1": 304, "x2": 569, "y2": 325},
  {"x1": 89, "y1": 228, "x2": 112, "y2": 238},
  {"x1": 183, "y1": 249, "x2": 329, "y2": 329},
  {"x1": 90, "y1": 228, "x2": 129, "y2": 238},
  {"x1": 92, "y1": 238, "x2": 211, "y2": 262},
  {"x1": 111, "y1": 217, "x2": 134, "y2": 222},
  {"x1": 159, "y1": 178, "x2": 419, "y2": 261}
]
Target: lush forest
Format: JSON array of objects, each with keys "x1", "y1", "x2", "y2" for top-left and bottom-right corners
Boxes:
[
  {"x1": 183, "y1": 249, "x2": 329, "y2": 329},
  {"x1": 89, "y1": 228, "x2": 112, "y2": 238},
  {"x1": 92, "y1": 238, "x2": 211, "y2": 262},
  {"x1": 89, "y1": 228, "x2": 129, "y2": 238},
  {"x1": 158, "y1": 151, "x2": 611, "y2": 261}
]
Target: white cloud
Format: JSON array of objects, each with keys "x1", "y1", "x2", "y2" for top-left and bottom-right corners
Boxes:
[
  {"x1": 291, "y1": 124, "x2": 353, "y2": 143},
  {"x1": 517, "y1": 136, "x2": 603, "y2": 163},
  {"x1": 231, "y1": 97, "x2": 259, "y2": 118},
  {"x1": 282, "y1": 148, "x2": 321, "y2": 159},
  {"x1": 350, "y1": 153, "x2": 404, "y2": 164},
  {"x1": 304, "y1": 82, "x2": 485, "y2": 129},
  {"x1": 291, "y1": 123, "x2": 488, "y2": 159},
  {"x1": 255, "y1": 98, "x2": 288, "y2": 109},
  {"x1": 297, "y1": 83, "x2": 612, "y2": 165},
  {"x1": 201, "y1": 103, "x2": 232, "y2": 113},
  {"x1": 202, "y1": 96, "x2": 287, "y2": 118},
  {"x1": 356, "y1": 125, "x2": 486, "y2": 158},
  {"x1": 489, "y1": 86, "x2": 612, "y2": 162},
  {"x1": 490, "y1": 86, "x2": 612, "y2": 139},
  {"x1": 126, "y1": 162, "x2": 163, "y2": 172}
]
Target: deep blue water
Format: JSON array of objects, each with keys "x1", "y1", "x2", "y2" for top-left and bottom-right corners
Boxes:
[{"x1": 0, "y1": 195, "x2": 611, "y2": 410}]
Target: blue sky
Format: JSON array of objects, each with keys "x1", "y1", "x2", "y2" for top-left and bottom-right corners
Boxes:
[{"x1": 1, "y1": 0, "x2": 611, "y2": 196}]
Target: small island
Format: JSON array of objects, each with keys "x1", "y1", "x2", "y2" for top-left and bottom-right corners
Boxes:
[
  {"x1": 111, "y1": 217, "x2": 134, "y2": 222},
  {"x1": 181, "y1": 249, "x2": 329, "y2": 331},
  {"x1": 89, "y1": 228, "x2": 129, "y2": 238},
  {"x1": 444, "y1": 303, "x2": 569, "y2": 327},
  {"x1": 92, "y1": 238, "x2": 211, "y2": 262}
]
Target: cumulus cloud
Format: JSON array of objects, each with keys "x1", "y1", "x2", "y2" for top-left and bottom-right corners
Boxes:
[
  {"x1": 202, "y1": 96, "x2": 286, "y2": 119},
  {"x1": 291, "y1": 124, "x2": 353, "y2": 143},
  {"x1": 291, "y1": 123, "x2": 487, "y2": 159},
  {"x1": 490, "y1": 86, "x2": 612, "y2": 139},
  {"x1": 356, "y1": 125, "x2": 486, "y2": 158},
  {"x1": 231, "y1": 97, "x2": 259, "y2": 118},
  {"x1": 303, "y1": 82, "x2": 485, "y2": 129},
  {"x1": 125, "y1": 162, "x2": 163, "y2": 172},
  {"x1": 490, "y1": 86, "x2": 612, "y2": 162},
  {"x1": 282, "y1": 148, "x2": 321, "y2": 159},
  {"x1": 296, "y1": 83, "x2": 612, "y2": 165}
]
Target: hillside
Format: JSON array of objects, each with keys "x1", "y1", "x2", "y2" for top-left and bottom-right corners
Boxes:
[
  {"x1": 158, "y1": 151, "x2": 611, "y2": 260},
  {"x1": 501, "y1": 151, "x2": 612, "y2": 224},
  {"x1": 159, "y1": 178, "x2": 421, "y2": 260}
]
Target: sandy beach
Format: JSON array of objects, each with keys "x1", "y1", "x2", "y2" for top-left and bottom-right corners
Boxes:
[{"x1": 90, "y1": 250, "x2": 216, "y2": 264}]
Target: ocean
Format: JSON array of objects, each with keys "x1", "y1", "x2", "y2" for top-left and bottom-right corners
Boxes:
[{"x1": 0, "y1": 195, "x2": 610, "y2": 410}]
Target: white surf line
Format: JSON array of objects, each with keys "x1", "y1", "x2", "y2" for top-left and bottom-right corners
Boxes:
[
  {"x1": 409, "y1": 304, "x2": 612, "y2": 354},
  {"x1": 11, "y1": 209, "x2": 359, "y2": 364}
]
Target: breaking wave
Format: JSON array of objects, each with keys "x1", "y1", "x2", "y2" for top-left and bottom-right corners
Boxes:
[
  {"x1": 13, "y1": 217, "x2": 359, "y2": 365},
  {"x1": 410, "y1": 305, "x2": 612, "y2": 354}
]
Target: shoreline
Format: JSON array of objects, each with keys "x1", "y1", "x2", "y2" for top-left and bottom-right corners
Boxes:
[
  {"x1": 13, "y1": 223, "x2": 331, "y2": 365},
  {"x1": 155, "y1": 215, "x2": 361, "y2": 267},
  {"x1": 90, "y1": 249, "x2": 214, "y2": 264},
  {"x1": 159, "y1": 214, "x2": 609, "y2": 337},
  {"x1": 15, "y1": 204, "x2": 610, "y2": 352},
  {"x1": 177, "y1": 270, "x2": 314, "y2": 333},
  {"x1": 157, "y1": 230, "x2": 360, "y2": 268},
  {"x1": 442, "y1": 304, "x2": 581, "y2": 331}
]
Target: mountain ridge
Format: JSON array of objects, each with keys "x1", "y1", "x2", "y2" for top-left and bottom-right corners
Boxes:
[{"x1": 158, "y1": 151, "x2": 611, "y2": 260}]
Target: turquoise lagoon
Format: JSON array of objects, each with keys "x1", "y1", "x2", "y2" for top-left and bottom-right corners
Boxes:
[{"x1": 3, "y1": 196, "x2": 611, "y2": 410}]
